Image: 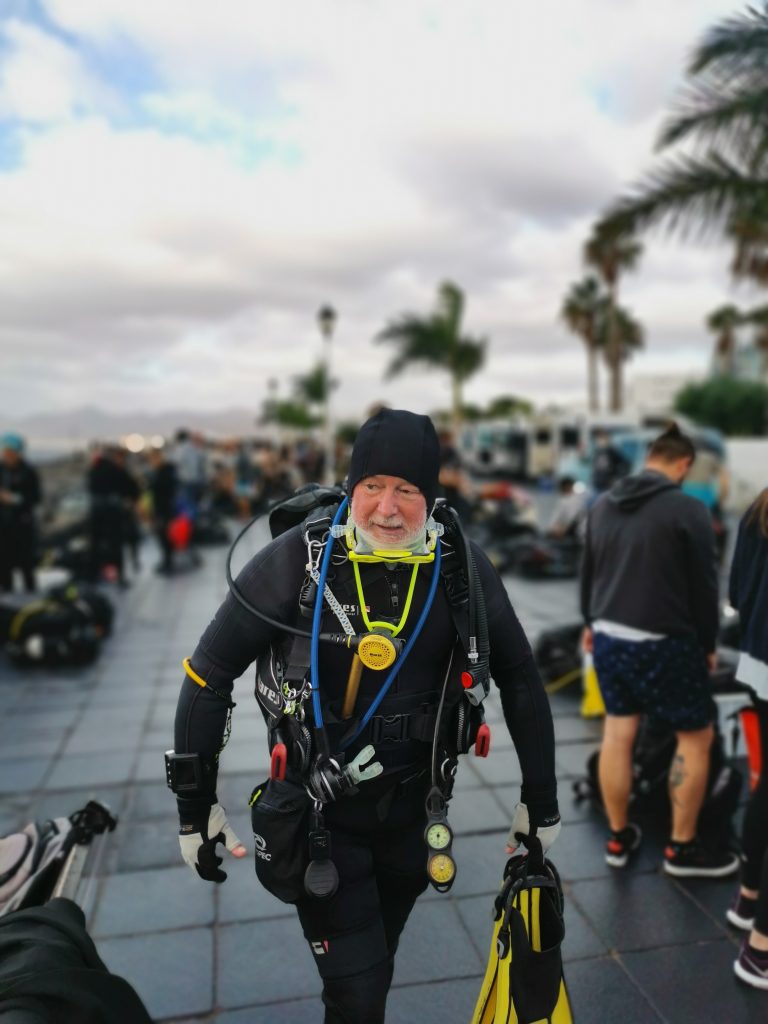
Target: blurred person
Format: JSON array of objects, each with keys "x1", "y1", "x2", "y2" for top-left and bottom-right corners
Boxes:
[
  {"x1": 726, "y1": 488, "x2": 768, "y2": 990},
  {"x1": 590, "y1": 430, "x2": 630, "y2": 494},
  {"x1": 547, "y1": 476, "x2": 587, "y2": 543},
  {"x1": 148, "y1": 447, "x2": 178, "y2": 576},
  {"x1": 0, "y1": 433, "x2": 42, "y2": 593},
  {"x1": 88, "y1": 445, "x2": 140, "y2": 588},
  {"x1": 581, "y1": 423, "x2": 738, "y2": 877},
  {"x1": 437, "y1": 428, "x2": 473, "y2": 522},
  {"x1": 167, "y1": 408, "x2": 560, "y2": 1024},
  {"x1": 173, "y1": 429, "x2": 208, "y2": 512}
]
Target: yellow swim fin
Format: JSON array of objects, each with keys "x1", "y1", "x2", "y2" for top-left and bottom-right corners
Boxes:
[{"x1": 471, "y1": 837, "x2": 574, "y2": 1024}]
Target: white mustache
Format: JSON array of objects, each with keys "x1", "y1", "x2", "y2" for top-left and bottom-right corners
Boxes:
[{"x1": 369, "y1": 518, "x2": 405, "y2": 529}]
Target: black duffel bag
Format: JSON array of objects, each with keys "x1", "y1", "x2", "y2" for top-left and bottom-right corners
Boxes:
[
  {"x1": 249, "y1": 778, "x2": 312, "y2": 904},
  {"x1": 3, "y1": 598, "x2": 100, "y2": 666},
  {"x1": 47, "y1": 583, "x2": 114, "y2": 638}
]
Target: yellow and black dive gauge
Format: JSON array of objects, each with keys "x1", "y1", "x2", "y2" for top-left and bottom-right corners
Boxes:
[{"x1": 424, "y1": 786, "x2": 457, "y2": 892}]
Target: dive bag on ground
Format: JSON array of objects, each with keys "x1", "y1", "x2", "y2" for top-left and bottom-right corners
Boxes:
[
  {"x1": 250, "y1": 778, "x2": 312, "y2": 904},
  {"x1": 0, "y1": 585, "x2": 114, "y2": 666}
]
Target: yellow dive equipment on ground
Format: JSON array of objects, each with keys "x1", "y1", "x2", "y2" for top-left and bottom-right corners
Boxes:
[{"x1": 472, "y1": 836, "x2": 573, "y2": 1024}]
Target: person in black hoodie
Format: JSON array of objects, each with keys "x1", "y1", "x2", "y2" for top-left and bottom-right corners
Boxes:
[
  {"x1": 726, "y1": 488, "x2": 768, "y2": 990},
  {"x1": 581, "y1": 422, "x2": 738, "y2": 878}
]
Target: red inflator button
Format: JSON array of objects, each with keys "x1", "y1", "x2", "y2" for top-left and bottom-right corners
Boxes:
[
  {"x1": 474, "y1": 723, "x2": 491, "y2": 758},
  {"x1": 270, "y1": 743, "x2": 287, "y2": 781},
  {"x1": 461, "y1": 672, "x2": 473, "y2": 689}
]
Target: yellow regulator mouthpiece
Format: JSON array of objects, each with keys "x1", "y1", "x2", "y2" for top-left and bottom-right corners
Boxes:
[{"x1": 357, "y1": 632, "x2": 397, "y2": 671}]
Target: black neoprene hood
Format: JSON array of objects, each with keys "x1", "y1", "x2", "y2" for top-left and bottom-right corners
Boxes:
[{"x1": 347, "y1": 408, "x2": 440, "y2": 510}]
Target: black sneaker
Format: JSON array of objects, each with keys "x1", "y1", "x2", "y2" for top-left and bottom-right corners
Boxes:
[
  {"x1": 726, "y1": 892, "x2": 757, "y2": 931},
  {"x1": 605, "y1": 823, "x2": 642, "y2": 868},
  {"x1": 663, "y1": 840, "x2": 739, "y2": 878},
  {"x1": 734, "y1": 940, "x2": 768, "y2": 991}
]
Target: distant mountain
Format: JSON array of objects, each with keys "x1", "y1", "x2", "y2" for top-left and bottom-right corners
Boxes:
[{"x1": 0, "y1": 406, "x2": 263, "y2": 451}]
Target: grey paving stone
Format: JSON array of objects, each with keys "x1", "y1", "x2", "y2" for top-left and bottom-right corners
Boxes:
[
  {"x1": 21, "y1": 785, "x2": 127, "y2": 823},
  {"x1": 0, "y1": 736, "x2": 62, "y2": 760},
  {"x1": 565, "y1": 956, "x2": 663, "y2": 1023},
  {"x1": 621, "y1": 938, "x2": 765, "y2": 1023},
  {"x1": 47, "y1": 750, "x2": 134, "y2": 789},
  {"x1": 133, "y1": 748, "x2": 167, "y2": 783},
  {"x1": 0, "y1": 757, "x2": 51, "y2": 793},
  {"x1": 98, "y1": 927, "x2": 213, "y2": 1020},
  {"x1": 392, "y1": 898, "x2": 484, "y2": 985},
  {"x1": 216, "y1": 1000, "x2": 323, "y2": 1024},
  {"x1": 673, "y1": 874, "x2": 740, "y2": 931},
  {"x1": 60, "y1": 723, "x2": 144, "y2": 755},
  {"x1": 451, "y1": 831, "x2": 510, "y2": 898},
  {"x1": 555, "y1": 741, "x2": 601, "y2": 779},
  {"x1": 217, "y1": 918, "x2": 315, "y2": 1007},
  {"x1": 570, "y1": 872, "x2": 726, "y2": 952},
  {"x1": 116, "y1": 818, "x2": 183, "y2": 871},
  {"x1": 450, "y1": 785, "x2": 511, "y2": 834},
  {"x1": 463, "y1": 748, "x2": 522, "y2": 787},
  {"x1": 388, "y1": 976, "x2": 483, "y2": 1023},
  {"x1": 216, "y1": 853, "x2": 294, "y2": 923},
  {"x1": 130, "y1": 781, "x2": 177, "y2": 820},
  {"x1": 92, "y1": 864, "x2": 215, "y2": 937},
  {"x1": 554, "y1": 715, "x2": 604, "y2": 744}
]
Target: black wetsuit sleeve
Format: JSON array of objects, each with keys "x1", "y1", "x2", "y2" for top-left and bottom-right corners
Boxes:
[
  {"x1": 173, "y1": 527, "x2": 307, "y2": 818},
  {"x1": 473, "y1": 543, "x2": 558, "y2": 824}
]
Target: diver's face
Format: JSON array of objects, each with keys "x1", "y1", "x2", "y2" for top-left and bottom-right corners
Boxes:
[{"x1": 351, "y1": 475, "x2": 427, "y2": 547}]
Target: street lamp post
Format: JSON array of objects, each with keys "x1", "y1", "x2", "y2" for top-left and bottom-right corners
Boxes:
[{"x1": 317, "y1": 304, "x2": 337, "y2": 485}]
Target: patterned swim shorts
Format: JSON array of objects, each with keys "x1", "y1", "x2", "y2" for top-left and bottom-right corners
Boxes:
[{"x1": 593, "y1": 633, "x2": 714, "y2": 731}]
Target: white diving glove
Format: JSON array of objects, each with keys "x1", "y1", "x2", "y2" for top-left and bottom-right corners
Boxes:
[
  {"x1": 505, "y1": 802, "x2": 562, "y2": 855},
  {"x1": 179, "y1": 803, "x2": 247, "y2": 883}
]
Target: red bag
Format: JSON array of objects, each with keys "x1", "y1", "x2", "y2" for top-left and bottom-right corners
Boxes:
[{"x1": 167, "y1": 513, "x2": 193, "y2": 551}]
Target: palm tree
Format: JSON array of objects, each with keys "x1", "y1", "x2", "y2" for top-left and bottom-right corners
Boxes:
[
  {"x1": 743, "y1": 303, "x2": 768, "y2": 375},
  {"x1": 583, "y1": 226, "x2": 643, "y2": 411},
  {"x1": 294, "y1": 362, "x2": 333, "y2": 406},
  {"x1": 706, "y1": 304, "x2": 742, "y2": 375},
  {"x1": 376, "y1": 281, "x2": 487, "y2": 430},
  {"x1": 560, "y1": 276, "x2": 605, "y2": 413},
  {"x1": 596, "y1": 5, "x2": 768, "y2": 286},
  {"x1": 596, "y1": 301, "x2": 645, "y2": 367}
]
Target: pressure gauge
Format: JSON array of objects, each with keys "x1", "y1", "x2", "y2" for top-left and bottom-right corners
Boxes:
[
  {"x1": 427, "y1": 853, "x2": 456, "y2": 886},
  {"x1": 425, "y1": 821, "x2": 453, "y2": 851}
]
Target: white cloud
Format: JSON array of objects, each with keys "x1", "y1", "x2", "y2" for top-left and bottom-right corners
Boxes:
[{"x1": 0, "y1": 0, "x2": 746, "y2": 422}]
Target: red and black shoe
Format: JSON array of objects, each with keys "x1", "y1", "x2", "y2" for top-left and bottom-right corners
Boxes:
[{"x1": 605, "y1": 823, "x2": 642, "y2": 868}]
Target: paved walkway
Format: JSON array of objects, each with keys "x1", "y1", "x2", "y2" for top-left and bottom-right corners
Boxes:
[{"x1": 0, "y1": 531, "x2": 763, "y2": 1023}]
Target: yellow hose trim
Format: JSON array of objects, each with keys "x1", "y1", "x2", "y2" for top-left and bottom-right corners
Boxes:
[
  {"x1": 183, "y1": 656, "x2": 209, "y2": 690},
  {"x1": 352, "y1": 560, "x2": 419, "y2": 637},
  {"x1": 543, "y1": 667, "x2": 583, "y2": 695},
  {"x1": 10, "y1": 602, "x2": 52, "y2": 642}
]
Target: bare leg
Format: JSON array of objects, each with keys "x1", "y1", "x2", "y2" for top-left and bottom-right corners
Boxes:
[
  {"x1": 598, "y1": 714, "x2": 641, "y2": 832},
  {"x1": 669, "y1": 725, "x2": 713, "y2": 843}
]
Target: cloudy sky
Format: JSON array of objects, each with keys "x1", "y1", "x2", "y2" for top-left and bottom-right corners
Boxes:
[{"x1": 0, "y1": 0, "x2": 755, "y2": 425}]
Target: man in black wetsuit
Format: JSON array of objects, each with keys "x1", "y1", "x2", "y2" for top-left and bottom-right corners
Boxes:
[{"x1": 170, "y1": 408, "x2": 559, "y2": 1023}]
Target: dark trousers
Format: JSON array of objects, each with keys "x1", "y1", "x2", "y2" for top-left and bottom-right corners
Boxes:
[
  {"x1": 89, "y1": 505, "x2": 125, "y2": 582},
  {"x1": 295, "y1": 775, "x2": 429, "y2": 1024},
  {"x1": 0, "y1": 526, "x2": 36, "y2": 592}
]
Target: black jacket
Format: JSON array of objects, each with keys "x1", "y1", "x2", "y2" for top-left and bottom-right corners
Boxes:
[
  {"x1": 580, "y1": 470, "x2": 719, "y2": 651},
  {"x1": 729, "y1": 500, "x2": 768, "y2": 666},
  {"x1": 0, "y1": 458, "x2": 41, "y2": 531},
  {"x1": 174, "y1": 526, "x2": 557, "y2": 821}
]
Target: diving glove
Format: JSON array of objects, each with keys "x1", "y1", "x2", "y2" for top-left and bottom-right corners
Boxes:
[
  {"x1": 178, "y1": 802, "x2": 247, "y2": 883},
  {"x1": 506, "y1": 802, "x2": 562, "y2": 855}
]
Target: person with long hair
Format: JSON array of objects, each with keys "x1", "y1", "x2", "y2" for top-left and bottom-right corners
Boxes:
[{"x1": 727, "y1": 488, "x2": 768, "y2": 990}]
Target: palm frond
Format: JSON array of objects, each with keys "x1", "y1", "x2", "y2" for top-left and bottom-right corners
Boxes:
[
  {"x1": 689, "y1": 5, "x2": 768, "y2": 77},
  {"x1": 658, "y1": 85, "x2": 768, "y2": 162},
  {"x1": 598, "y1": 153, "x2": 765, "y2": 239}
]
